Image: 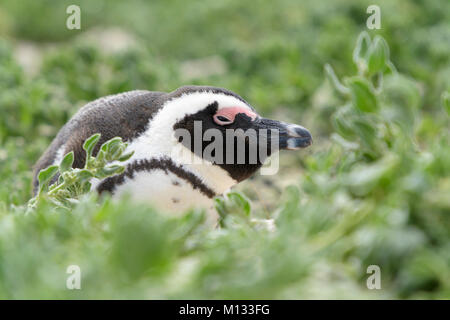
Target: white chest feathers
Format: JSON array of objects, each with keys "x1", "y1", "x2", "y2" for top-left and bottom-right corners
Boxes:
[
  {"x1": 113, "y1": 168, "x2": 214, "y2": 212},
  {"x1": 101, "y1": 159, "x2": 235, "y2": 225}
]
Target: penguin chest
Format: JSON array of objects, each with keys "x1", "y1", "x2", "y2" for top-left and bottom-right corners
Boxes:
[{"x1": 111, "y1": 169, "x2": 216, "y2": 214}]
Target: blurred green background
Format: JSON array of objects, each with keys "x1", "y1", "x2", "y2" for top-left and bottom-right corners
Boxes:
[{"x1": 0, "y1": 0, "x2": 449, "y2": 299}]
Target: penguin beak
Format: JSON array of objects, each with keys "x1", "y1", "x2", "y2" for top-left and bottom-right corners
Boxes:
[
  {"x1": 252, "y1": 118, "x2": 313, "y2": 151},
  {"x1": 282, "y1": 123, "x2": 313, "y2": 150}
]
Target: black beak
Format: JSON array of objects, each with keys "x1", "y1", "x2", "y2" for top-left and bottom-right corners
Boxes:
[
  {"x1": 252, "y1": 118, "x2": 313, "y2": 151},
  {"x1": 283, "y1": 123, "x2": 313, "y2": 149}
]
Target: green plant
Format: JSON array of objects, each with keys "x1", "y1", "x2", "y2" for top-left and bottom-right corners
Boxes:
[
  {"x1": 215, "y1": 191, "x2": 251, "y2": 227},
  {"x1": 325, "y1": 32, "x2": 420, "y2": 160},
  {"x1": 28, "y1": 134, "x2": 134, "y2": 210}
]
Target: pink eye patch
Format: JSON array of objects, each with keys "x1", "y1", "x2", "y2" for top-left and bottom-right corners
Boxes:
[{"x1": 213, "y1": 106, "x2": 257, "y2": 125}]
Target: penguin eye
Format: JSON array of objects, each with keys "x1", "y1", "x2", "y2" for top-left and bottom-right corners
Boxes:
[{"x1": 213, "y1": 115, "x2": 234, "y2": 125}]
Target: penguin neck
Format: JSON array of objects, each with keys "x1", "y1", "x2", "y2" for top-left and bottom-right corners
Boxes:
[
  {"x1": 182, "y1": 161, "x2": 238, "y2": 196},
  {"x1": 153, "y1": 143, "x2": 237, "y2": 195},
  {"x1": 120, "y1": 132, "x2": 238, "y2": 196}
]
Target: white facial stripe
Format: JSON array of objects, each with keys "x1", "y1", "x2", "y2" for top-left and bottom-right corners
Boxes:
[{"x1": 166, "y1": 91, "x2": 252, "y2": 116}]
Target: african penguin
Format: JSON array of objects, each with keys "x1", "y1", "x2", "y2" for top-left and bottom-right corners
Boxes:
[{"x1": 33, "y1": 86, "x2": 312, "y2": 221}]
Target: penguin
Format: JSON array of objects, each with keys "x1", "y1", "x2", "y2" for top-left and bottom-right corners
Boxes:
[{"x1": 33, "y1": 86, "x2": 312, "y2": 219}]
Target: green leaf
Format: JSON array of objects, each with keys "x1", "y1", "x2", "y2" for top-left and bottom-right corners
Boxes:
[
  {"x1": 59, "y1": 151, "x2": 74, "y2": 173},
  {"x1": 77, "y1": 169, "x2": 94, "y2": 182},
  {"x1": 344, "y1": 154, "x2": 400, "y2": 195},
  {"x1": 227, "y1": 192, "x2": 251, "y2": 217},
  {"x1": 83, "y1": 133, "x2": 101, "y2": 158},
  {"x1": 101, "y1": 141, "x2": 109, "y2": 153},
  {"x1": 118, "y1": 151, "x2": 134, "y2": 162},
  {"x1": 97, "y1": 165, "x2": 125, "y2": 179},
  {"x1": 333, "y1": 104, "x2": 357, "y2": 140},
  {"x1": 346, "y1": 77, "x2": 378, "y2": 112},
  {"x1": 38, "y1": 165, "x2": 59, "y2": 188},
  {"x1": 96, "y1": 150, "x2": 106, "y2": 163},
  {"x1": 102, "y1": 137, "x2": 122, "y2": 153},
  {"x1": 385, "y1": 61, "x2": 398, "y2": 75},
  {"x1": 352, "y1": 117, "x2": 378, "y2": 152},
  {"x1": 113, "y1": 145, "x2": 127, "y2": 159},
  {"x1": 214, "y1": 197, "x2": 227, "y2": 225},
  {"x1": 367, "y1": 36, "x2": 389, "y2": 75},
  {"x1": 324, "y1": 64, "x2": 350, "y2": 95},
  {"x1": 352, "y1": 31, "x2": 371, "y2": 73},
  {"x1": 81, "y1": 181, "x2": 92, "y2": 194}
]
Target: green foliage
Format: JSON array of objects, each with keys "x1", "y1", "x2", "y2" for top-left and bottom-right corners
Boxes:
[
  {"x1": 0, "y1": 0, "x2": 449, "y2": 299},
  {"x1": 28, "y1": 134, "x2": 134, "y2": 210},
  {"x1": 325, "y1": 32, "x2": 421, "y2": 160},
  {"x1": 215, "y1": 191, "x2": 252, "y2": 228}
]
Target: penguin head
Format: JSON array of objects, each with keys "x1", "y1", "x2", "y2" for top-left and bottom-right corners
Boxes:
[{"x1": 159, "y1": 86, "x2": 312, "y2": 183}]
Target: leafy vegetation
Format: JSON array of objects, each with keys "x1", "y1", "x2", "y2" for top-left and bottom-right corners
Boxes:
[
  {"x1": 28, "y1": 134, "x2": 133, "y2": 210},
  {"x1": 0, "y1": 0, "x2": 449, "y2": 299}
]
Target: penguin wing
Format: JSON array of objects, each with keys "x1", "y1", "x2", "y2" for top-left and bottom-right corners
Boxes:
[{"x1": 32, "y1": 90, "x2": 166, "y2": 194}]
